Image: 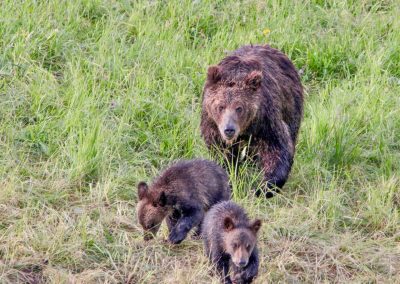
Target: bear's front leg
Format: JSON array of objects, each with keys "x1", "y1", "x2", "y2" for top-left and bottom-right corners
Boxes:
[
  {"x1": 166, "y1": 210, "x2": 181, "y2": 233},
  {"x1": 211, "y1": 252, "x2": 232, "y2": 284},
  {"x1": 258, "y1": 139, "x2": 294, "y2": 197},
  {"x1": 231, "y1": 248, "x2": 259, "y2": 284},
  {"x1": 168, "y1": 205, "x2": 203, "y2": 244}
]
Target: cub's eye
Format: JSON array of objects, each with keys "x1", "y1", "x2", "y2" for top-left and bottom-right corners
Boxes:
[
  {"x1": 236, "y1": 107, "x2": 243, "y2": 114},
  {"x1": 227, "y1": 82, "x2": 235, "y2": 87},
  {"x1": 218, "y1": 106, "x2": 225, "y2": 112},
  {"x1": 246, "y1": 244, "x2": 251, "y2": 250},
  {"x1": 233, "y1": 243, "x2": 238, "y2": 249},
  {"x1": 152, "y1": 202, "x2": 158, "y2": 207}
]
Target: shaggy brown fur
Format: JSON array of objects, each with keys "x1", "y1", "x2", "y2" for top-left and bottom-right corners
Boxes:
[
  {"x1": 136, "y1": 159, "x2": 231, "y2": 244},
  {"x1": 202, "y1": 201, "x2": 262, "y2": 284},
  {"x1": 200, "y1": 44, "x2": 303, "y2": 197}
]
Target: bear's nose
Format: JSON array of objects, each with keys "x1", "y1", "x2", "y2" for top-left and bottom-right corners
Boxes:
[
  {"x1": 224, "y1": 128, "x2": 236, "y2": 138},
  {"x1": 238, "y1": 260, "x2": 247, "y2": 267}
]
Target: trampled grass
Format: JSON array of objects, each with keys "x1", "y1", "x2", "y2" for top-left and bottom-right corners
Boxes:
[{"x1": 0, "y1": 0, "x2": 399, "y2": 283}]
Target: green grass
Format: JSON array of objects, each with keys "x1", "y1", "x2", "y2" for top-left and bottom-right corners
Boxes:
[{"x1": 1, "y1": 0, "x2": 399, "y2": 283}]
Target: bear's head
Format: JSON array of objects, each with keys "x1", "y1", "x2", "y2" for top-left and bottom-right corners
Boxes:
[
  {"x1": 222, "y1": 216, "x2": 262, "y2": 268},
  {"x1": 136, "y1": 181, "x2": 169, "y2": 240},
  {"x1": 203, "y1": 65, "x2": 263, "y2": 144}
]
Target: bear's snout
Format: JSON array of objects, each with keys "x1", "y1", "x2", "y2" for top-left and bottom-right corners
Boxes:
[
  {"x1": 233, "y1": 257, "x2": 248, "y2": 268},
  {"x1": 219, "y1": 110, "x2": 240, "y2": 142},
  {"x1": 224, "y1": 127, "x2": 236, "y2": 139}
]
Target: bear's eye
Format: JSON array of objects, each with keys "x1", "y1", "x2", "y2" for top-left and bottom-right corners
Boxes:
[
  {"x1": 218, "y1": 106, "x2": 225, "y2": 113},
  {"x1": 246, "y1": 244, "x2": 251, "y2": 250},
  {"x1": 152, "y1": 201, "x2": 158, "y2": 207},
  {"x1": 227, "y1": 81, "x2": 235, "y2": 87},
  {"x1": 236, "y1": 107, "x2": 243, "y2": 114},
  {"x1": 233, "y1": 243, "x2": 238, "y2": 249}
]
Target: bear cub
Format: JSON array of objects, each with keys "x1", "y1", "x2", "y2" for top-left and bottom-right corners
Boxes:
[
  {"x1": 136, "y1": 159, "x2": 231, "y2": 244},
  {"x1": 202, "y1": 201, "x2": 262, "y2": 284}
]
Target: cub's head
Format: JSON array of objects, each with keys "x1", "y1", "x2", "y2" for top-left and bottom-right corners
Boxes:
[
  {"x1": 223, "y1": 216, "x2": 262, "y2": 268},
  {"x1": 203, "y1": 65, "x2": 263, "y2": 144},
  {"x1": 136, "y1": 182, "x2": 169, "y2": 240}
]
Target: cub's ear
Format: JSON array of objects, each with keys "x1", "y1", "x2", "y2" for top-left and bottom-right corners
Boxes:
[
  {"x1": 224, "y1": 217, "x2": 235, "y2": 231},
  {"x1": 245, "y1": 70, "x2": 262, "y2": 90},
  {"x1": 207, "y1": 65, "x2": 222, "y2": 84},
  {"x1": 157, "y1": 191, "x2": 167, "y2": 207},
  {"x1": 137, "y1": 182, "x2": 148, "y2": 200},
  {"x1": 250, "y1": 219, "x2": 262, "y2": 234}
]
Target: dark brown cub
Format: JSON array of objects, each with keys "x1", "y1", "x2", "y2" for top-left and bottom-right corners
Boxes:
[
  {"x1": 202, "y1": 201, "x2": 262, "y2": 284},
  {"x1": 136, "y1": 159, "x2": 231, "y2": 244},
  {"x1": 200, "y1": 44, "x2": 304, "y2": 197}
]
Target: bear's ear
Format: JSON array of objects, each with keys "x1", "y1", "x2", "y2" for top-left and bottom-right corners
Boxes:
[
  {"x1": 250, "y1": 219, "x2": 262, "y2": 234},
  {"x1": 245, "y1": 70, "x2": 262, "y2": 90},
  {"x1": 157, "y1": 191, "x2": 167, "y2": 207},
  {"x1": 207, "y1": 65, "x2": 222, "y2": 84},
  {"x1": 224, "y1": 217, "x2": 235, "y2": 231},
  {"x1": 137, "y1": 182, "x2": 148, "y2": 200}
]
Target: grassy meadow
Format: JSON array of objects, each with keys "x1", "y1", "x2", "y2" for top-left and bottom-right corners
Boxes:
[{"x1": 1, "y1": 0, "x2": 399, "y2": 283}]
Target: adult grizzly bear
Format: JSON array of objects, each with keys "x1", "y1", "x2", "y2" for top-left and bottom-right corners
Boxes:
[{"x1": 200, "y1": 45, "x2": 303, "y2": 197}]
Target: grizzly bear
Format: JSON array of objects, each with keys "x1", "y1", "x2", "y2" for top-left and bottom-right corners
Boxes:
[
  {"x1": 200, "y1": 44, "x2": 303, "y2": 197},
  {"x1": 202, "y1": 201, "x2": 262, "y2": 284},
  {"x1": 136, "y1": 159, "x2": 231, "y2": 244}
]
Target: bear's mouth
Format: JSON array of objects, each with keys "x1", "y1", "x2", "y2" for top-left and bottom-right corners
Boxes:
[{"x1": 223, "y1": 136, "x2": 237, "y2": 145}]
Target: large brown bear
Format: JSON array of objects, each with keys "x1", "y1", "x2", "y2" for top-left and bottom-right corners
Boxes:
[{"x1": 200, "y1": 44, "x2": 303, "y2": 197}]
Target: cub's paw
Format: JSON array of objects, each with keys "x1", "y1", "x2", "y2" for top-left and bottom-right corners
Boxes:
[
  {"x1": 232, "y1": 271, "x2": 255, "y2": 284},
  {"x1": 168, "y1": 230, "x2": 187, "y2": 244}
]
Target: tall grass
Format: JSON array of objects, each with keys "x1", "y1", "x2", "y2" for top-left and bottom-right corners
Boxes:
[{"x1": 0, "y1": 0, "x2": 399, "y2": 283}]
